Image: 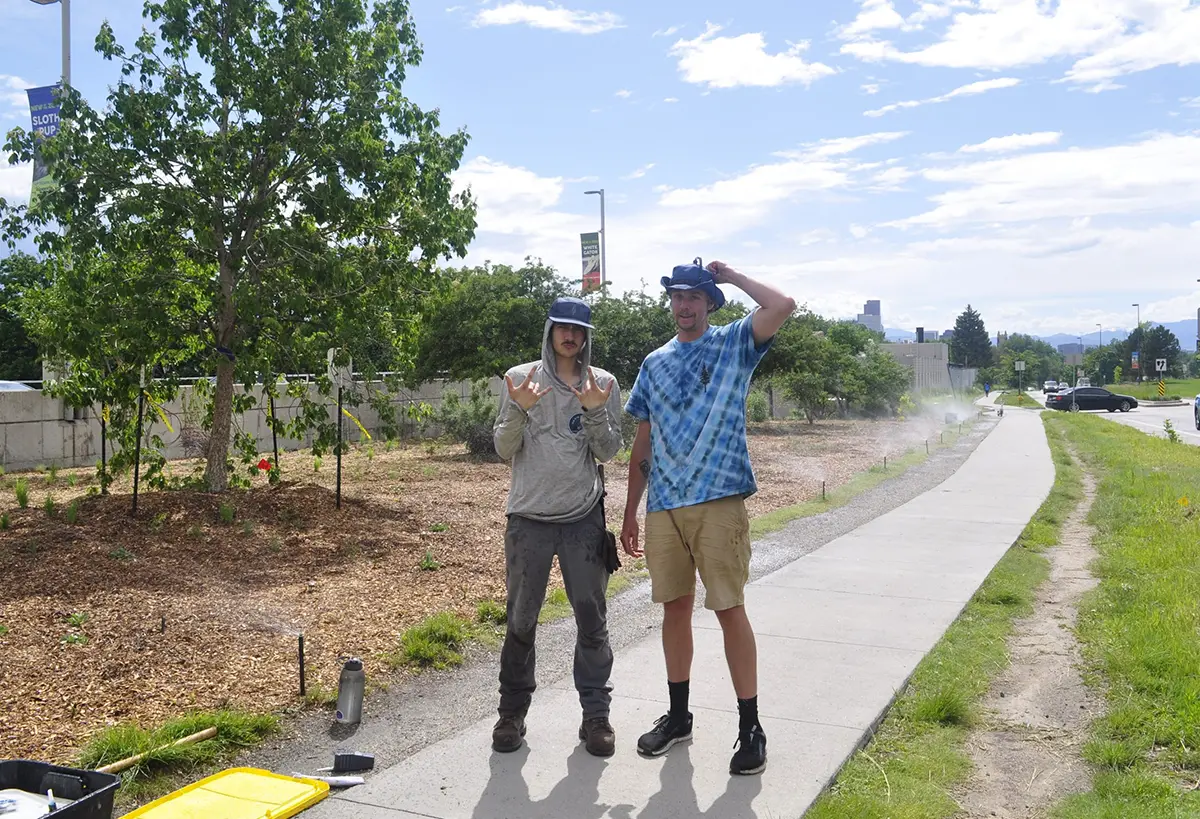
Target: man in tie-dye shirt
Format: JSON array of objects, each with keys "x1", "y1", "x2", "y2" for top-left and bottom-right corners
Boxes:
[{"x1": 621, "y1": 259, "x2": 795, "y2": 777}]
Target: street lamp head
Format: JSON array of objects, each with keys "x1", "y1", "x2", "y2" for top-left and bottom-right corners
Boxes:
[
  {"x1": 584, "y1": 190, "x2": 602, "y2": 196},
  {"x1": 28, "y1": 0, "x2": 60, "y2": 4}
]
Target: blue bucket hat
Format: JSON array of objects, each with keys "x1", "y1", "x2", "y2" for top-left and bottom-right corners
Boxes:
[
  {"x1": 661, "y1": 258, "x2": 726, "y2": 312},
  {"x1": 548, "y1": 296, "x2": 594, "y2": 329}
]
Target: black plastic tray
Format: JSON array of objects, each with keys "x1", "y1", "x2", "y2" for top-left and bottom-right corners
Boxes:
[{"x1": 0, "y1": 760, "x2": 120, "y2": 818}]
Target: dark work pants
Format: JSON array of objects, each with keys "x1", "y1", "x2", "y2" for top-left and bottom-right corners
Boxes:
[{"x1": 498, "y1": 501, "x2": 613, "y2": 719}]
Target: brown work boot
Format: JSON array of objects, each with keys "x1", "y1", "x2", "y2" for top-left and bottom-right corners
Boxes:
[
  {"x1": 579, "y1": 716, "x2": 616, "y2": 757},
  {"x1": 492, "y1": 714, "x2": 526, "y2": 753}
]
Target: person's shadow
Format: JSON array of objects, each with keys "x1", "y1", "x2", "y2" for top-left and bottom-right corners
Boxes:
[
  {"x1": 471, "y1": 744, "x2": 636, "y2": 819},
  {"x1": 636, "y1": 745, "x2": 763, "y2": 819}
]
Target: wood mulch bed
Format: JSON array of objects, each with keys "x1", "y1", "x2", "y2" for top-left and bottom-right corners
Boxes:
[{"x1": 0, "y1": 416, "x2": 949, "y2": 762}]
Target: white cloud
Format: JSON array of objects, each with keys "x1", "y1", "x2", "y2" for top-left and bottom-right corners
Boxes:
[
  {"x1": 449, "y1": 132, "x2": 1200, "y2": 338},
  {"x1": 865, "y1": 77, "x2": 1020, "y2": 117},
  {"x1": 472, "y1": 2, "x2": 622, "y2": 35},
  {"x1": 1, "y1": 75, "x2": 33, "y2": 122},
  {"x1": 1182, "y1": 96, "x2": 1200, "y2": 108},
  {"x1": 669, "y1": 23, "x2": 837, "y2": 89},
  {"x1": 894, "y1": 133, "x2": 1200, "y2": 229},
  {"x1": 615, "y1": 89, "x2": 632, "y2": 98},
  {"x1": 663, "y1": 97, "x2": 680, "y2": 103},
  {"x1": 861, "y1": 83, "x2": 881, "y2": 94},
  {"x1": 452, "y1": 156, "x2": 575, "y2": 237},
  {"x1": 623, "y1": 163, "x2": 656, "y2": 180},
  {"x1": 0, "y1": 156, "x2": 31, "y2": 201},
  {"x1": 840, "y1": 0, "x2": 905, "y2": 38},
  {"x1": 959, "y1": 131, "x2": 1062, "y2": 154},
  {"x1": 849, "y1": 224, "x2": 871, "y2": 239},
  {"x1": 839, "y1": 0, "x2": 1200, "y2": 87},
  {"x1": 653, "y1": 25, "x2": 682, "y2": 38},
  {"x1": 870, "y1": 165, "x2": 916, "y2": 189}
]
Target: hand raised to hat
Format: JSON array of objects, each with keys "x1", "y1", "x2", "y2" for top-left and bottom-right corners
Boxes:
[
  {"x1": 572, "y1": 367, "x2": 613, "y2": 411},
  {"x1": 705, "y1": 259, "x2": 736, "y2": 284},
  {"x1": 506, "y1": 367, "x2": 551, "y2": 411}
]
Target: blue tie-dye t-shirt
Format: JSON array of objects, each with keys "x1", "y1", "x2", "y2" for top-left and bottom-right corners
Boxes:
[{"x1": 624, "y1": 312, "x2": 773, "y2": 514}]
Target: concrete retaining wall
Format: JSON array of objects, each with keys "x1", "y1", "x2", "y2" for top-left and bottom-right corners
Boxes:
[{"x1": 0, "y1": 377, "x2": 504, "y2": 473}]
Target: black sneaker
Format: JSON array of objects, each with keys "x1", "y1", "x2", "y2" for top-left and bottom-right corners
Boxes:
[
  {"x1": 492, "y1": 714, "x2": 526, "y2": 753},
  {"x1": 637, "y1": 712, "x2": 693, "y2": 757},
  {"x1": 730, "y1": 724, "x2": 767, "y2": 775}
]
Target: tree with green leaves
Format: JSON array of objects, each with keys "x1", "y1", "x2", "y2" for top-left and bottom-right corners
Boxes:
[
  {"x1": 997, "y1": 334, "x2": 1063, "y2": 388},
  {"x1": 949, "y1": 305, "x2": 992, "y2": 369},
  {"x1": 1121, "y1": 324, "x2": 1182, "y2": 379},
  {"x1": 408, "y1": 260, "x2": 571, "y2": 386},
  {"x1": 0, "y1": 252, "x2": 43, "y2": 381},
  {"x1": 1, "y1": 0, "x2": 475, "y2": 491},
  {"x1": 1082, "y1": 341, "x2": 1122, "y2": 386}
]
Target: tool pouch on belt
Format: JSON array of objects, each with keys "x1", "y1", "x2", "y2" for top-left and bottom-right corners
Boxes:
[{"x1": 598, "y1": 464, "x2": 622, "y2": 574}]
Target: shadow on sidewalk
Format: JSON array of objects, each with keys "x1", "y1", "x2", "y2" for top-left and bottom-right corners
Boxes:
[
  {"x1": 471, "y1": 743, "x2": 634, "y2": 819},
  {"x1": 469, "y1": 742, "x2": 763, "y2": 819},
  {"x1": 638, "y1": 746, "x2": 763, "y2": 819}
]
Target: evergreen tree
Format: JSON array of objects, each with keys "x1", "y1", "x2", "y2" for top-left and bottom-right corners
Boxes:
[{"x1": 949, "y1": 305, "x2": 992, "y2": 368}]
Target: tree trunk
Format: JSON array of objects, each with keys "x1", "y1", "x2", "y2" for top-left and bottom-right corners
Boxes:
[
  {"x1": 203, "y1": 356, "x2": 236, "y2": 492},
  {"x1": 203, "y1": 257, "x2": 238, "y2": 492}
]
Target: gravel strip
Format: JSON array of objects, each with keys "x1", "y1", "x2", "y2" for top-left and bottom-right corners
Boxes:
[{"x1": 236, "y1": 417, "x2": 998, "y2": 781}]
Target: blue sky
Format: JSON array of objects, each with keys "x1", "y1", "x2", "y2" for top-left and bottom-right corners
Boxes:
[{"x1": 3, "y1": 0, "x2": 1200, "y2": 338}]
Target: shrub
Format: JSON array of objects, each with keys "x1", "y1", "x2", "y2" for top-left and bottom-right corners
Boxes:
[
  {"x1": 746, "y1": 391, "x2": 770, "y2": 423},
  {"x1": 431, "y1": 379, "x2": 499, "y2": 460}
]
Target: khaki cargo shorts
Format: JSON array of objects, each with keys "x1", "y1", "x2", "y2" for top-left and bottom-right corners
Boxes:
[{"x1": 644, "y1": 495, "x2": 751, "y2": 612}]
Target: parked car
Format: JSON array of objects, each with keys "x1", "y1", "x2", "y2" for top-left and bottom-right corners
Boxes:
[
  {"x1": 1077, "y1": 377, "x2": 1091, "y2": 387},
  {"x1": 1043, "y1": 380, "x2": 1059, "y2": 394},
  {"x1": 0, "y1": 380, "x2": 35, "y2": 391},
  {"x1": 1045, "y1": 387, "x2": 1138, "y2": 413}
]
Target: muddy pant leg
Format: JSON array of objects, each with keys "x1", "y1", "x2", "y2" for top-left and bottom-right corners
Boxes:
[
  {"x1": 556, "y1": 503, "x2": 613, "y2": 719},
  {"x1": 499, "y1": 514, "x2": 555, "y2": 716}
]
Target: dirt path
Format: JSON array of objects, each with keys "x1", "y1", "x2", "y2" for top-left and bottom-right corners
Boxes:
[{"x1": 956, "y1": 462, "x2": 1102, "y2": 817}]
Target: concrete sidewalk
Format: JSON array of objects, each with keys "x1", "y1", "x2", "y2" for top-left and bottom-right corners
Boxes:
[{"x1": 304, "y1": 411, "x2": 1054, "y2": 819}]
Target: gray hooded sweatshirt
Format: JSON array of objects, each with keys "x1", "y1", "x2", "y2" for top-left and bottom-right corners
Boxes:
[{"x1": 493, "y1": 319, "x2": 624, "y2": 523}]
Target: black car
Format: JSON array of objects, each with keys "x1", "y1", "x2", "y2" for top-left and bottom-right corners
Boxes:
[{"x1": 1045, "y1": 387, "x2": 1138, "y2": 413}]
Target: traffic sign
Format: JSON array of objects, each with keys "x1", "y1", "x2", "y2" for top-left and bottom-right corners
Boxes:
[
  {"x1": 1014, "y1": 360, "x2": 1026, "y2": 371},
  {"x1": 1156, "y1": 358, "x2": 1167, "y2": 372}
]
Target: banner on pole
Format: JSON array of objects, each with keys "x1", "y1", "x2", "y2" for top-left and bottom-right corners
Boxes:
[
  {"x1": 1131, "y1": 351, "x2": 1139, "y2": 370},
  {"x1": 26, "y1": 84, "x2": 61, "y2": 206},
  {"x1": 580, "y1": 232, "x2": 601, "y2": 292}
]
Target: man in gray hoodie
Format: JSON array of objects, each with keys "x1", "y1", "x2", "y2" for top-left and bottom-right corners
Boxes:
[{"x1": 492, "y1": 296, "x2": 624, "y2": 757}]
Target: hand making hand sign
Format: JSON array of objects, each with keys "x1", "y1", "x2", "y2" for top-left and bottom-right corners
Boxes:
[
  {"x1": 505, "y1": 367, "x2": 551, "y2": 411},
  {"x1": 572, "y1": 367, "x2": 613, "y2": 411}
]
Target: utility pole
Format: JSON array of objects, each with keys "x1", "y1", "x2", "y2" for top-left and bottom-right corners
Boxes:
[
  {"x1": 585, "y1": 189, "x2": 606, "y2": 285},
  {"x1": 1132, "y1": 303, "x2": 1140, "y2": 382}
]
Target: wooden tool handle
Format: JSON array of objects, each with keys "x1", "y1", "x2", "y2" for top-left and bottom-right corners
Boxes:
[{"x1": 96, "y1": 726, "x2": 218, "y2": 774}]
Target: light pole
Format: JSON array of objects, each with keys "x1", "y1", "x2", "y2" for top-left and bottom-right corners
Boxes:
[
  {"x1": 584, "y1": 189, "x2": 605, "y2": 285},
  {"x1": 1072, "y1": 336, "x2": 1081, "y2": 412},
  {"x1": 1096, "y1": 323, "x2": 1102, "y2": 384},
  {"x1": 1132, "y1": 303, "x2": 1140, "y2": 382},
  {"x1": 29, "y1": 0, "x2": 70, "y2": 87}
]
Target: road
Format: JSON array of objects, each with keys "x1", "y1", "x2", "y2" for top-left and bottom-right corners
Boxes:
[
  {"x1": 1096, "y1": 399, "x2": 1200, "y2": 444},
  {"x1": 1023, "y1": 388, "x2": 1200, "y2": 446}
]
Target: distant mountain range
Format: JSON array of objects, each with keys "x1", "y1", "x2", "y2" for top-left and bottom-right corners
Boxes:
[{"x1": 885, "y1": 318, "x2": 1199, "y2": 351}]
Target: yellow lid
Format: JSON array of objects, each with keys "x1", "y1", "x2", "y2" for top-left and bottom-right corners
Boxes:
[{"x1": 123, "y1": 768, "x2": 328, "y2": 819}]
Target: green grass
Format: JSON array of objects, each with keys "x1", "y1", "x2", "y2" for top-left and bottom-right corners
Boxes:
[
  {"x1": 804, "y1": 415, "x2": 1082, "y2": 819},
  {"x1": 1117, "y1": 378, "x2": 1200, "y2": 401},
  {"x1": 392, "y1": 612, "x2": 473, "y2": 670},
  {"x1": 14, "y1": 477, "x2": 29, "y2": 508},
  {"x1": 476, "y1": 599, "x2": 507, "y2": 625},
  {"x1": 75, "y1": 710, "x2": 278, "y2": 802},
  {"x1": 997, "y1": 391, "x2": 1043, "y2": 408},
  {"x1": 1043, "y1": 413, "x2": 1200, "y2": 818},
  {"x1": 750, "y1": 424, "x2": 973, "y2": 540}
]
